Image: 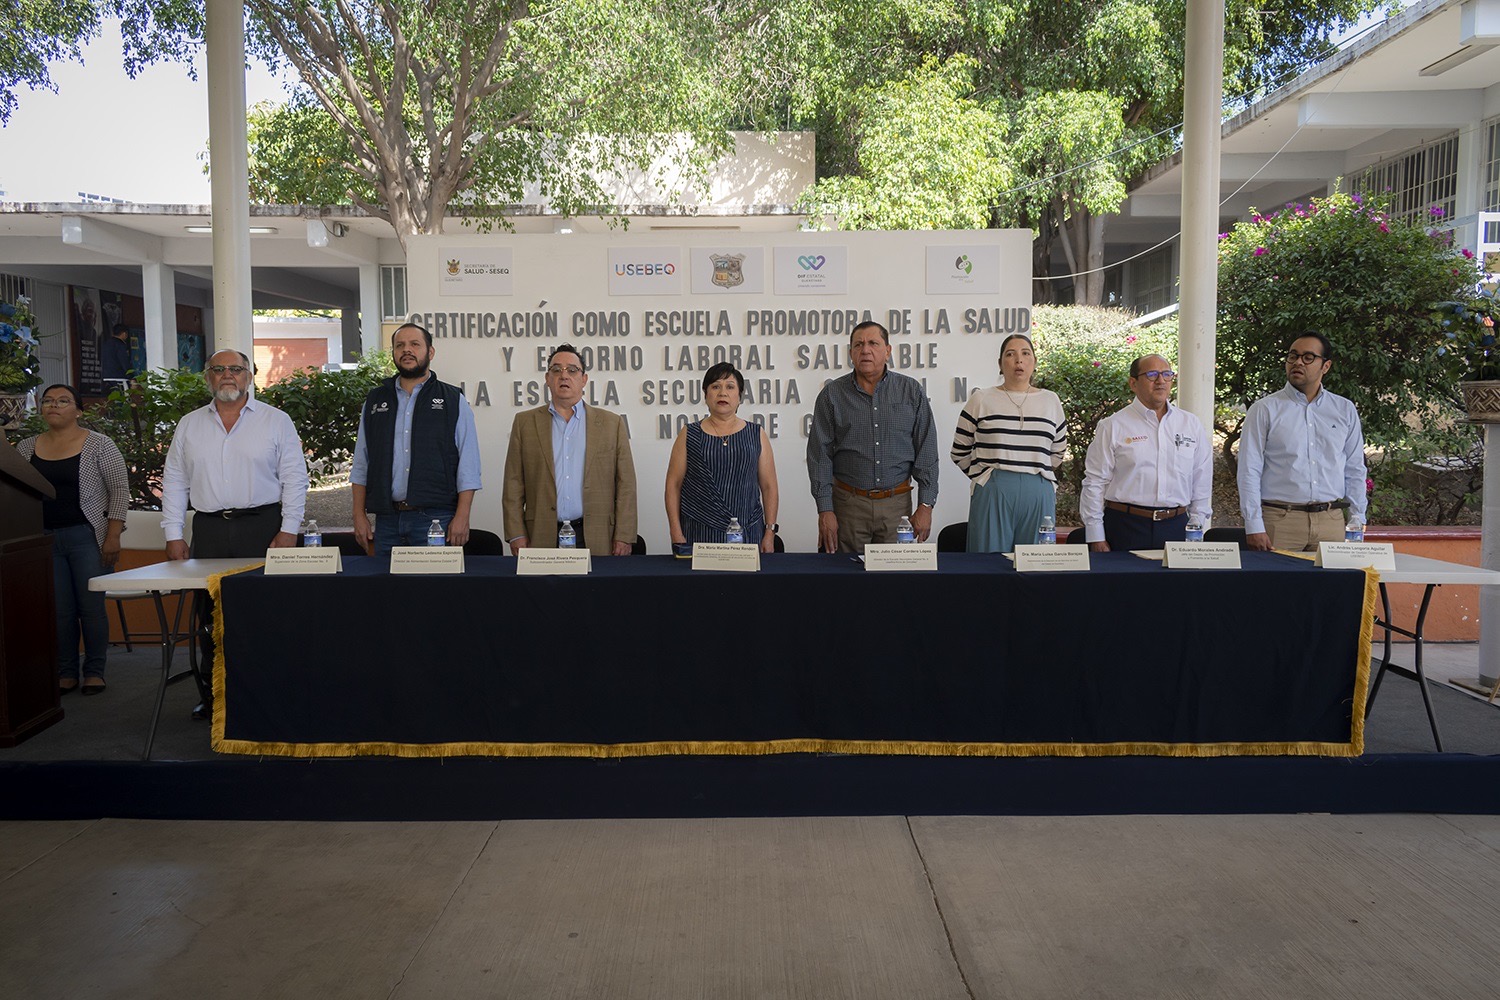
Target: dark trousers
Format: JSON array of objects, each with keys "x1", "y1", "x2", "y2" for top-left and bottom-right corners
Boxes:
[
  {"x1": 190, "y1": 507, "x2": 282, "y2": 702},
  {"x1": 1102, "y1": 508, "x2": 1187, "y2": 551}
]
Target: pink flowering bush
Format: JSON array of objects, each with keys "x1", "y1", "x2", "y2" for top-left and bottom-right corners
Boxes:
[{"x1": 1217, "y1": 187, "x2": 1477, "y2": 460}]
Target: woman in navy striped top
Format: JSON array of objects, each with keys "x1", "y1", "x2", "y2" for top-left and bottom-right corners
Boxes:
[
  {"x1": 951, "y1": 334, "x2": 1067, "y2": 552},
  {"x1": 665, "y1": 362, "x2": 780, "y2": 552}
]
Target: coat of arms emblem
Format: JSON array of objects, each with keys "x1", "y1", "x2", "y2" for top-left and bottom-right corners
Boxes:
[
  {"x1": 710, "y1": 253, "x2": 745, "y2": 288},
  {"x1": 446, "y1": 259, "x2": 461, "y2": 275}
]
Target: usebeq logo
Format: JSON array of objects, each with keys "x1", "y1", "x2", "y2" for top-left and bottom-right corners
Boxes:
[
  {"x1": 615, "y1": 262, "x2": 676, "y2": 276},
  {"x1": 797, "y1": 254, "x2": 827, "y2": 271}
]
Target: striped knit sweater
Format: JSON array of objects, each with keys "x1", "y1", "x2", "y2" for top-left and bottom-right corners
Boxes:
[
  {"x1": 950, "y1": 387, "x2": 1067, "y2": 484},
  {"x1": 17, "y1": 430, "x2": 131, "y2": 549}
]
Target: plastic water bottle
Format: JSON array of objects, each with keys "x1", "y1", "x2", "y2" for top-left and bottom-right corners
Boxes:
[
  {"x1": 427, "y1": 519, "x2": 445, "y2": 546},
  {"x1": 725, "y1": 517, "x2": 745, "y2": 544},
  {"x1": 1345, "y1": 518, "x2": 1365, "y2": 543},
  {"x1": 1035, "y1": 515, "x2": 1056, "y2": 545},
  {"x1": 896, "y1": 516, "x2": 916, "y2": 544},
  {"x1": 1185, "y1": 520, "x2": 1205, "y2": 542},
  {"x1": 558, "y1": 520, "x2": 577, "y2": 548},
  {"x1": 302, "y1": 519, "x2": 322, "y2": 548}
]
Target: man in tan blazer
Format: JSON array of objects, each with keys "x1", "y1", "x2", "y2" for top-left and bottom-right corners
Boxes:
[{"x1": 502, "y1": 343, "x2": 638, "y2": 556}]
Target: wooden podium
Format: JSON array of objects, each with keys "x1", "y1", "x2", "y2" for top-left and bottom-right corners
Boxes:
[{"x1": 0, "y1": 434, "x2": 61, "y2": 746}]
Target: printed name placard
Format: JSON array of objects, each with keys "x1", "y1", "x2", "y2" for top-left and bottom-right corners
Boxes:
[
  {"x1": 517, "y1": 549, "x2": 593, "y2": 575},
  {"x1": 1013, "y1": 545, "x2": 1091, "y2": 572},
  {"x1": 864, "y1": 543, "x2": 938, "y2": 571},
  {"x1": 1317, "y1": 542, "x2": 1396, "y2": 571},
  {"x1": 1162, "y1": 542, "x2": 1242, "y2": 569},
  {"x1": 390, "y1": 546, "x2": 466, "y2": 574},
  {"x1": 692, "y1": 542, "x2": 761, "y2": 572},
  {"x1": 264, "y1": 548, "x2": 342, "y2": 575}
]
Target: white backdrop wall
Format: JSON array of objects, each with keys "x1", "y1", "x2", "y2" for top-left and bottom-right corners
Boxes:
[{"x1": 406, "y1": 231, "x2": 1032, "y2": 553}]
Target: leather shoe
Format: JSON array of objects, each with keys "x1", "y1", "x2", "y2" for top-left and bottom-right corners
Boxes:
[
  {"x1": 192, "y1": 701, "x2": 212, "y2": 720},
  {"x1": 81, "y1": 680, "x2": 106, "y2": 696},
  {"x1": 59, "y1": 680, "x2": 79, "y2": 696}
]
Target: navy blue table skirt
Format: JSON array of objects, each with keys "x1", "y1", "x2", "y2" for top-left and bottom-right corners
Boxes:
[{"x1": 209, "y1": 552, "x2": 1376, "y2": 758}]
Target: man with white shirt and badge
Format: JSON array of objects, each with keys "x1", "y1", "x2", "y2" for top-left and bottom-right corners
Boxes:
[
  {"x1": 1238, "y1": 332, "x2": 1367, "y2": 552},
  {"x1": 1080, "y1": 353, "x2": 1212, "y2": 551},
  {"x1": 162, "y1": 349, "x2": 309, "y2": 719}
]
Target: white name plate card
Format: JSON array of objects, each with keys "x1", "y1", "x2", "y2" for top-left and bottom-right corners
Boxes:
[
  {"x1": 1013, "y1": 544, "x2": 1091, "y2": 572},
  {"x1": 390, "y1": 546, "x2": 466, "y2": 574},
  {"x1": 692, "y1": 543, "x2": 761, "y2": 572},
  {"x1": 264, "y1": 548, "x2": 342, "y2": 575},
  {"x1": 1317, "y1": 542, "x2": 1396, "y2": 572},
  {"x1": 517, "y1": 549, "x2": 593, "y2": 575},
  {"x1": 1162, "y1": 542, "x2": 1242, "y2": 569},
  {"x1": 864, "y1": 543, "x2": 938, "y2": 572}
]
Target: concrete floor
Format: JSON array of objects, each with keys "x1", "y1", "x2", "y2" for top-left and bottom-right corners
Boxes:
[{"x1": 4, "y1": 814, "x2": 1500, "y2": 999}]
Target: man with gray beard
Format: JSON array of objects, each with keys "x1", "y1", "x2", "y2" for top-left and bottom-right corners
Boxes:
[{"x1": 162, "y1": 349, "x2": 309, "y2": 719}]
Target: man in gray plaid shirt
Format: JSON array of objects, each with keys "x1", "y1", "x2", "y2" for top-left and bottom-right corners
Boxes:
[{"x1": 807, "y1": 320, "x2": 939, "y2": 553}]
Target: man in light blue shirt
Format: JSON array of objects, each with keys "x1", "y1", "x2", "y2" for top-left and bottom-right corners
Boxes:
[
  {"x1": 351, "y1": 324, "x2": 482, "y2": 554},
  {"x1": 1238, "y1": 332, "x2": 1367, "y2": 551}
]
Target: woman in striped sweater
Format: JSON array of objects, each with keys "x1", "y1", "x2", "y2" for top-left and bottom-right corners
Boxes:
[
  {"x1": 951, "y1": 334, "x2": 1067, "y2": 552},
  {"x1": 17, "y1": 384, "x2": 130, "y2": 695}
]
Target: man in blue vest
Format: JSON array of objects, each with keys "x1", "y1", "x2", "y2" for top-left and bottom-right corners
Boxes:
[{"x1": 351, "y1": 323, "x2": 482, "y2": 554}]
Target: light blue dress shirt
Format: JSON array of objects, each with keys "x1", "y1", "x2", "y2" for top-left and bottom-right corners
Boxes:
[
  {"x1": 350, "y1": 374, "x2": 482, "y2": 501},
  {"x1": 1237, "y1": 383, "x2": 1366, "y2": 534},
  {"x1": 551, "y1": 400, "x2": 587, "y2": 522}
]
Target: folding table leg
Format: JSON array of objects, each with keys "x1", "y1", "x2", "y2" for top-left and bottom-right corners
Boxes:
[{"x1": 142, "y1": 592, "x2": 190, "y2": 761}]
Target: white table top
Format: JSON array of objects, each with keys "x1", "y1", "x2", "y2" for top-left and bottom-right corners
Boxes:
[
  {"x1": 1380, "y1": 552, "x2": 1500, "y2": 587},
  {"x1": 89, "y1": 558, "x2": 265, "y2": 593}
]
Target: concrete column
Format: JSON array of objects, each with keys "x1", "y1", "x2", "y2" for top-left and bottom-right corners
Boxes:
[
  {"x1": 140, "y1": 262, "x2": 178, "y2": 371},
  {"x1": 359, "y1": 263, "x2": 383, "y2": 356},
  {"x1": 206, "y1": 0, "x2": 253, "y2": 360},
  {"x1": 1177, "y1": 0, "x2": 1225, "y2": 436},
  {"x1": 1482, "y1": 425, "x2": 1500, "y2": 687}
]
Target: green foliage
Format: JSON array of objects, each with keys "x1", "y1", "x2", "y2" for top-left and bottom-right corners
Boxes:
[
  {"x1": 1430, "y1": 284, "x2": 1500, "y2": 382},
  {"x1": 236, "y1": 96, "x2": 373, "y2": 206},
  {"x1": 1215, "y1": 189, "x2": 1475, "y2": 457},
  {"x1": 1030, "y1": 305, "x2": 1179, "y2": 499},
  {"x1": 798, "y1": 57, "x2": 1011, "y2": 229},
  {"x1": 88, "y1": 367, "x2": 211, "y2": 510},
  {"x1": 1367, "y1": 426, "x2": 1483, "y2": 526},
  {"x1": 0, "y1": 294, "x2": 43, "y2": 392},
  {"x1": 258, "y1": 351, "x2": 393, "y2": 483}
]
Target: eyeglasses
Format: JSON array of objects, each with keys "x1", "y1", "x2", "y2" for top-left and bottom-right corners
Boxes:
[
  {"x1": 207, "y1": 365, "x2": 249, "y2": 375},
  {"x1": 41, "y1": 398, "x2": 75, "y2": 407},
  {"x1": 547, "y1": 365, "x2": 583, "y2": 376},
  {"x1": 1135, "y1": 369, "x2": 1176, "y2": 381},
  {"x1": 1285, "y1": 350, "x2": 1326, "y2": 365}
]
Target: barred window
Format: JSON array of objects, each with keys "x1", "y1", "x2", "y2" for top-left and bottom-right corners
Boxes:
[{"x1": 1354, "y1": 133, "x2": 1459, "y2": 224}]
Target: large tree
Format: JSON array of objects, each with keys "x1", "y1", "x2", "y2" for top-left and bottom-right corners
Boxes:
[
  {"x1": 5, "y1": 2, "x2": 754, "y2": 249},
  {"x1": 782, "y1": 0, "x2": 1396, "y2": 303}
]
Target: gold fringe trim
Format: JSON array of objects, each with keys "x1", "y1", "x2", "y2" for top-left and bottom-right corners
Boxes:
[
  {"x1": 210, "y1": 736, "x2": 1362, "y2": 760},
  {"x1": 206, "y1": 561, "x2": 266, "y2": 749},
  {"x1": 1347, "y1": 566, "x2": 1380, "y2": 756}
]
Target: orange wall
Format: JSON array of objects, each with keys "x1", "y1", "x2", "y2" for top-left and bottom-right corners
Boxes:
[
  {"x1": 1369, "y1": 527, "x2": 1482, "y2": 642},
  {"x1": 254, "y1": 340, "x2": 327, "y2": 390}
]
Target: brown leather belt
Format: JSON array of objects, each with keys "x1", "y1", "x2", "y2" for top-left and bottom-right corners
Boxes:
[
  {"x1": 1104, "y1": 501, "x2": 1186, "y2": 521},
  {"x1": 835, "y1": 480, "x2": 911, "y2": 500},
  {"x1": 1262, "y1": 500, "x2": 1348, "y2": 513},
  {"x1": 393, "y1": 501, "x2": 419, "y2": 511}
]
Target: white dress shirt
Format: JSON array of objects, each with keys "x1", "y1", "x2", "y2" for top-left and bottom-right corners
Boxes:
[
  {"x1": 161, "y1": 397, "x2": 310, "y2": 541},
  {"x1": 1080, "y1": 399, "x2": 1213, "y2": 543},
  {"x1": 1237, "y1": 383, "x2": 1366, "y2": 534}
]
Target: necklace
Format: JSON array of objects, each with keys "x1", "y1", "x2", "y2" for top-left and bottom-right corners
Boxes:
[
  {"x1": 1000, "y1": 386, "x2": 1030, "y2": 412},
  {"x1": 705, "y1": 418, "x2": 738, "y2": 445}
]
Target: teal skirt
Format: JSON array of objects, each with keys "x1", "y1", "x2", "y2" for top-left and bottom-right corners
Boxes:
[{"x1": 966, "y1": 469, "x2": 1057, "y2": 553}]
